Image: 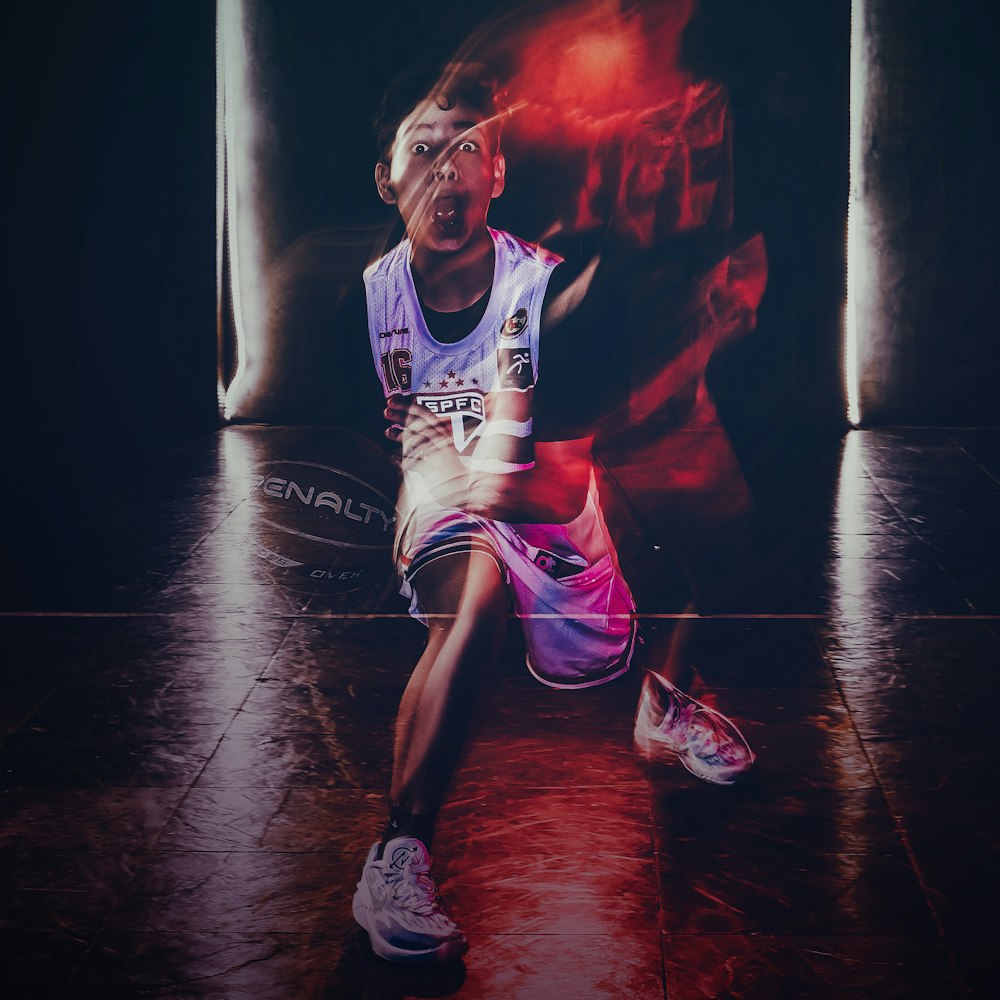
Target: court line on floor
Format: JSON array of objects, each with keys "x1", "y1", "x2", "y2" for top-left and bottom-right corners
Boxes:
[{"x1": 2, "y1": 611, "x2": 998, "y2": 621}]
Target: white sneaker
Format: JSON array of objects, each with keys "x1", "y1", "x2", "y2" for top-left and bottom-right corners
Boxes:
[
  {"x1": 634, "y1": 671, "x2": 755, "y2": 785},
  {"x1": 352, "y1": 837, "x2": 468, "y2": 964}
]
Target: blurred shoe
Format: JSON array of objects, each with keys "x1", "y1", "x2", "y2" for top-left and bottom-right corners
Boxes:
[
  {"x1": 634, "y1": 670, "x2": 755, "y2": 785},
  {"x1": 352, "y1": 837, "x2": 468, "y2": 964}
]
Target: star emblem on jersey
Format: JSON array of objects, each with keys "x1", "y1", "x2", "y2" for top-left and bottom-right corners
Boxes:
[
  {"x1": 436, "y1": 370, "x2": 465, "y2": 389},
  {"x1": 501, "y1": 307, "x2": 528, "y2": 338}
]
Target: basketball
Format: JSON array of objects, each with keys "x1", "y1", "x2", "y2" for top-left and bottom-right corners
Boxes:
[{"x1": 246, "y1": 427, "x2": 399, "y2": 599}]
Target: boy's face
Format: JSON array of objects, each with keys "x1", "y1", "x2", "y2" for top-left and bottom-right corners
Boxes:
[{"x1": 375, "y1": 98, "x2": 505, "y2": 255}]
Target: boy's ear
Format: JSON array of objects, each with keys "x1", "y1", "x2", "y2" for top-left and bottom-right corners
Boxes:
[
  {"x1": 375, "y1": 163, "x2": 397, "y2": 205},
  {"x1": 490, "y1": 152, "x2": 506, "y2": 199}
]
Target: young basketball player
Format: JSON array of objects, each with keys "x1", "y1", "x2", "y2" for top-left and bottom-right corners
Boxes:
[{"x1": 346, "y1": 64, "x2": 754, "y2": 965}]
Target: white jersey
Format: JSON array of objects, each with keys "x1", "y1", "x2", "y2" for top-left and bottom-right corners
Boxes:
[
  {"x1": 364, "y1": 228, "x2": 559, "y2": 478},
  {"x1": 364, "y1": 228, "x2": 621, "y2": 572},
  {"x1": 363, "y1": 229, "x2": 635, "y2": 686}
]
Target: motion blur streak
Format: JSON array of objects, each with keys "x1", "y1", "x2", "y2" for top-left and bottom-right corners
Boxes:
[
  {"x1": 466, "y1": 0, "x2": 767, "y2": 568},
  {"x1": 217, "y1": 0, "x2": 768, "y2": 526},
  {"x1": 499, "y1": 0, "x2": 727, "y2": 247}
]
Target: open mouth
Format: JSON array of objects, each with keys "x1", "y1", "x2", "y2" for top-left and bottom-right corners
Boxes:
[{"x1": 431, "y1": 194, "x2": 465, "y2": 236}]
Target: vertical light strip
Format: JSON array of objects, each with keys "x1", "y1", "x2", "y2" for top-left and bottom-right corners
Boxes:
[
  {"x1": 219, "y1": 0, "x2": 251, "y2": 421},
  {"x1": 845, "y1": 0, "x2": 866, "y2": 427},
  {"x1": 215, "y1": 0, "x2": 227, "y2": 411}
]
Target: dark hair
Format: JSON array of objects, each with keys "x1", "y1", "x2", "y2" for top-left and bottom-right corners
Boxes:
[{"x1": 373, "y1": 63, "x2": 504, "y2": 164}]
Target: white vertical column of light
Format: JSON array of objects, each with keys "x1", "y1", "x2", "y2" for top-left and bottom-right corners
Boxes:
[
  {"x1": 215, "y1": 1, "x2": 227, "y2": 409},
  {"x1": 845, "y1": 0, "x2": 868, "y2": 427},
  {"x1": 218, "y1": 0, "x2": 263, "y2": 420}
]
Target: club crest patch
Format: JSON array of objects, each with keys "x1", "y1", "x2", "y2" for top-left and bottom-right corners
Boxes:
[
  {"x1": 415, "y1": 391, "x2": 486, "y2": 452},
  {"x1": 501, "y1": 308, "x2": 528, "y2": 339},
  {"x1": 497, "y1": 347, "x2": 534, "y2": 390}
]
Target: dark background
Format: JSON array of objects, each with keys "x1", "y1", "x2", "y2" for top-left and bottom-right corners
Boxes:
[{"x1": 2, "y1": 0, "x2": 997, "y2": 526}]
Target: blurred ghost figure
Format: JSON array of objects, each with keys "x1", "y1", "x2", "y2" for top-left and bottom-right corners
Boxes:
[{"x1": 488, "y1": 0, "x2": 769, "y2": 688}]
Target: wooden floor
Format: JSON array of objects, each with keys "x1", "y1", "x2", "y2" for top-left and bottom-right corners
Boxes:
[{"x1": 2, "y1": 426, "x2": 997, "y2": 998}]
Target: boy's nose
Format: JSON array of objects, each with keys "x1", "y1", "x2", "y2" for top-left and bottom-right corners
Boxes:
[{"x1": 433, "y1": 155, "x2": 458, "y2": 182}]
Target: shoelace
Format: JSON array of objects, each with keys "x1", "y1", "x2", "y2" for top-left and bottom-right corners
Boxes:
[
  {"x1": 386, "y1": 867, "x2": 444, "y2": 917},
  {"x1": 685, "y1": 712, "x2": 724, "y2": 758},
  {"x1": 658, "y1": 695, "x2": 696, "y2": 746},
  {"x1": 660, "y1": 695, "x2": 725, "y2": 758},
  {"x1": 651, "y1": 681, "x2": 748, "y2": 768}
]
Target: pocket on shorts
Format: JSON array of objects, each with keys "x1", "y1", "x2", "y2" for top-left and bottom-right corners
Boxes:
[{"x1": 517, "y1": 559, "x2": 636, "y2": 688}]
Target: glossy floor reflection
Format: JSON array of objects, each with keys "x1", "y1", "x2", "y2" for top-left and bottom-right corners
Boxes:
[{"x1": 2, "y1": 427, "x2": 998, "y2": 998}]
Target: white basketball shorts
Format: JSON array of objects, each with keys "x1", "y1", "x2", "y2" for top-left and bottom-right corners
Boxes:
[{"x1": 397, "y1": 507, "x2": 637, "y2": 689}]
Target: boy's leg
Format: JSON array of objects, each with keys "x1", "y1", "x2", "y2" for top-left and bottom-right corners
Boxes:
[
  {"x1": 353, "y1": 549, "x2": 507, "y2": 965},
  {"x1": 632, "y1": 533, "x2": 758, "y2": 785},
  {"x1": 386, "y1": 550, "x2": 508, "y2": 844},
  {"x1": 644, "y1": 605, "x2": 697, "y2": 692}
]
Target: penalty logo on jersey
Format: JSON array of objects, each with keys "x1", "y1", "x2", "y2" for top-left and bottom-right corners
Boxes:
[{"x1": 415, "y1": 390, "x2": 487, "y2": 452}]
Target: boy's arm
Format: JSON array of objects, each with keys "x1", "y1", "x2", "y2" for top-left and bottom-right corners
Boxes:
[
  {"x1": 467, "y1": 437, "x2": 593, "y2": 525},
  {"x1": 383, "y1": 396, "x2": 590, "y2": 525}
]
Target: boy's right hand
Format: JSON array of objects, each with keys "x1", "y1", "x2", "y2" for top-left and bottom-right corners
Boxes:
[
  {"x1": 383, "y1": 395, "x2": 458, "y2": 466},
  {"x1": 384, "y1": 395, "x2": 473, "y2": 507}
]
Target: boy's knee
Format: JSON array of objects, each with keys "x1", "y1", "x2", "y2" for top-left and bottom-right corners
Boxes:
[{"x1": 413, "y1": 550, "x2": 506, "y2": 617}]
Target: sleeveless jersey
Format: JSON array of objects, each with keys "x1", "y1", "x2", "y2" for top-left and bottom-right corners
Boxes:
[
  {"x1": 364, "y1": 228, "x2": 560, "y2": 483},
  {"x1": 364, "y1": 227, "x2": 625, "y2": 580},
  {"x1": 363, "y1": 228, "x2": 635, "y2": 670}
]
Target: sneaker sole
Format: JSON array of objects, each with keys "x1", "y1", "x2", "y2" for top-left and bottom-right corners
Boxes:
[
  {"x1": 352, "y1": 887, "x2": 468, "y2": 965},
  {"x1": 637, "y1": 727, "x2": 752, "y2": 786}
]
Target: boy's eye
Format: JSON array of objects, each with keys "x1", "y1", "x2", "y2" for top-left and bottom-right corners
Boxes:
[
  {"x1": 458, "y1": 140, "x2": 478, "y2": 152},
  {"x1": 411, "y1": 142, "x2": 430, "y2": 155}
]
